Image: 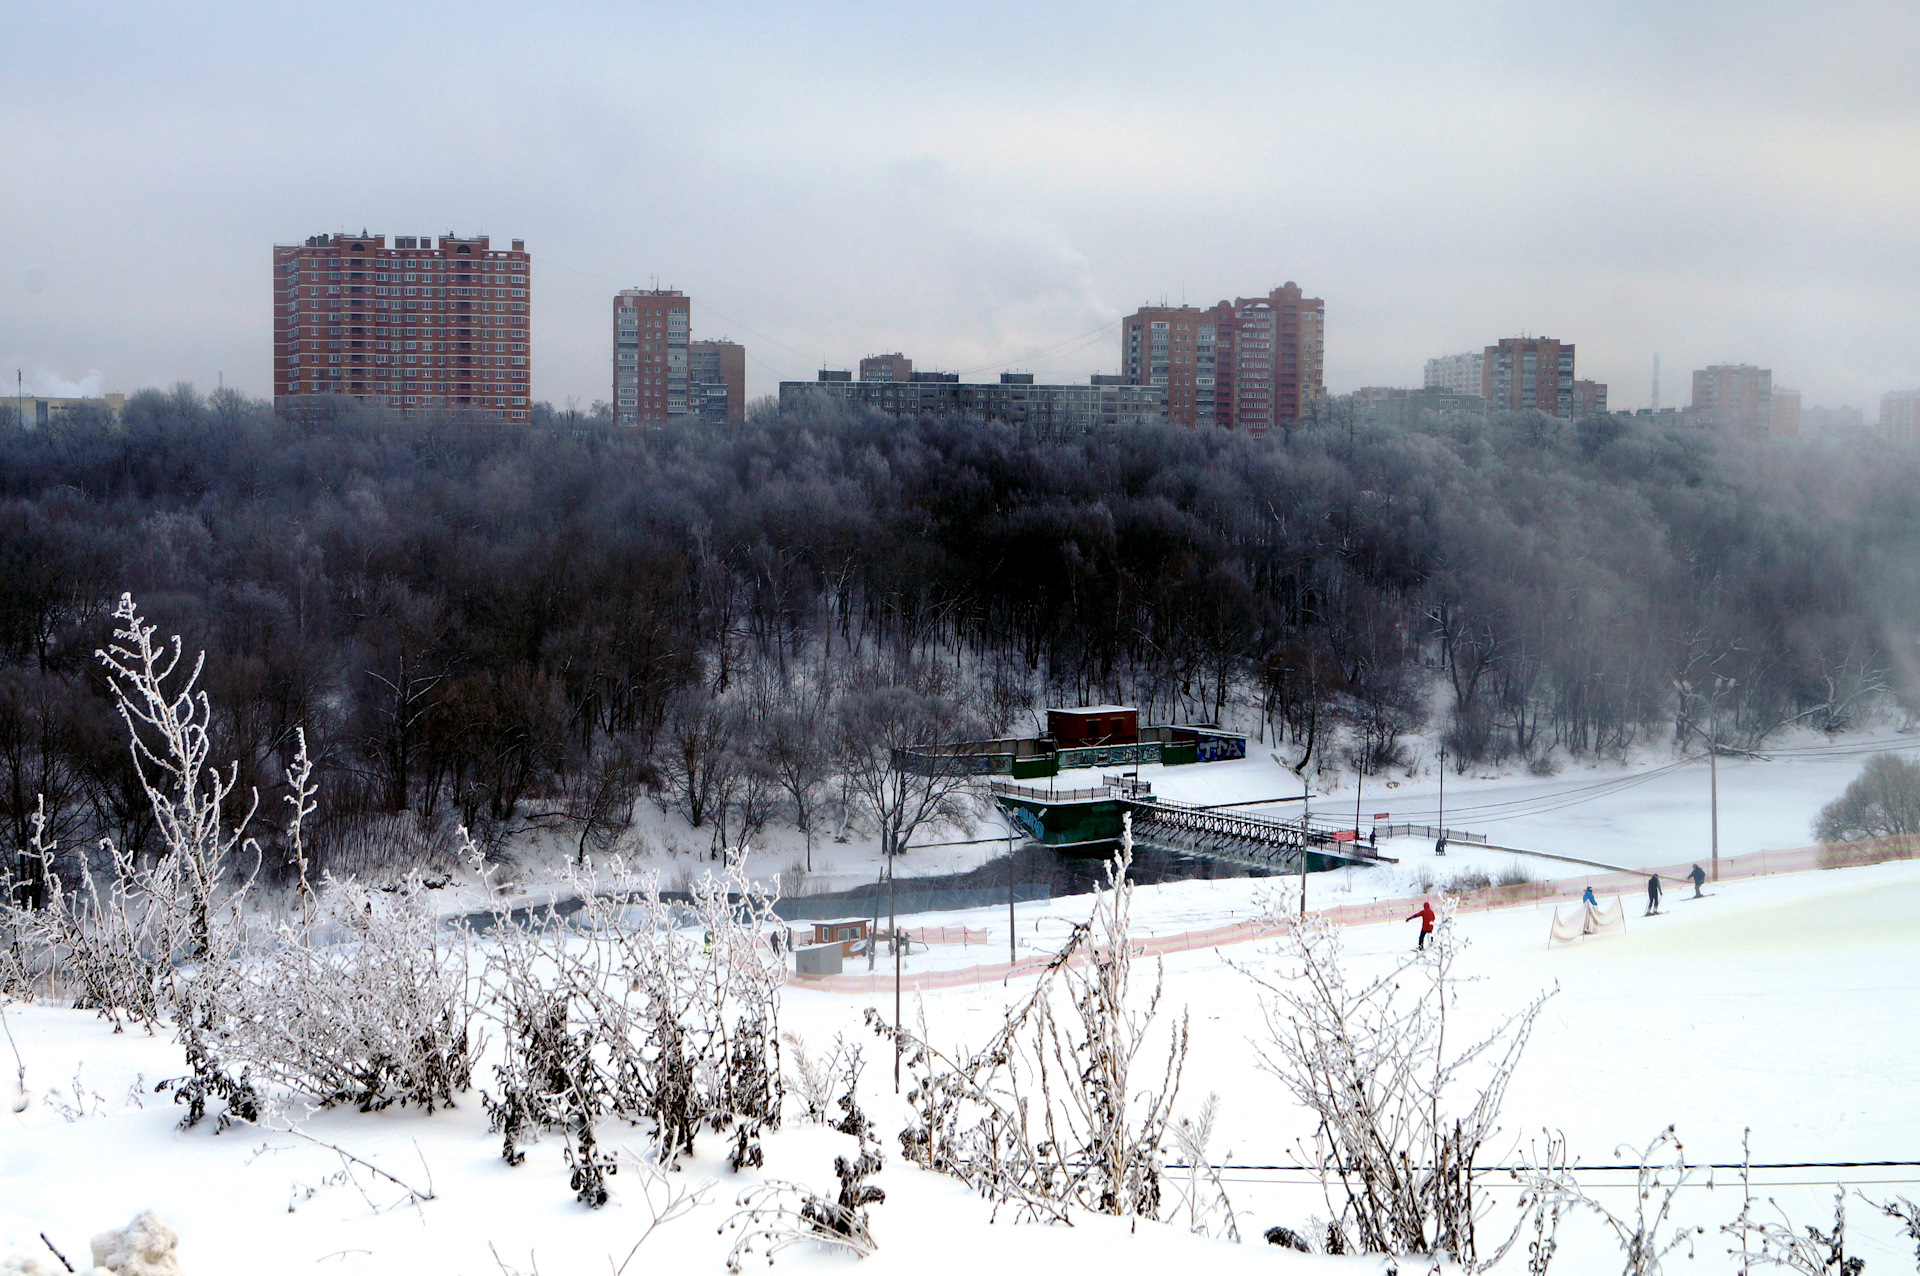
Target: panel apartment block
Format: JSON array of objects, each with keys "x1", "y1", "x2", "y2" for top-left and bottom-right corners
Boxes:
[
  {"x1": 1424, "y1": 351, "x2": 1485, "y2": 397},
  {"x1": 780, "y1": 371, "x2": 1166, "y2": 431},
  {"x1": 1121, "y1": 282, "x2": 1323, "y2": 432},
  {"x1": 613, "y1": 288, "x2": 690, "y2": 426},
  {"x1": 273, "y1": 232, "x2": 530, "y2": 419}
]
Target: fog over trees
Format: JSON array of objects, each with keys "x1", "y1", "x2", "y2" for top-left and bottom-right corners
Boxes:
[{"x1": 4, "y1": 383, "x2": 1919, "y2": 889}]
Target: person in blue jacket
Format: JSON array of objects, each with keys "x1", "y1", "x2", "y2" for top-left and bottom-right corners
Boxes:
[{"x1": 1581, "y1": 886, "x2": 1597, "y2": 907}]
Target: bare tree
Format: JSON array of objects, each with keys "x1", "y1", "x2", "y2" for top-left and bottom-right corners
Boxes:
[
  {"x1": 526, "y1": 734, "x2": 644, "y2": 866},
  {"x1": 834, "y1": 684, "x2": 977, "y2": 861},
  {"x1": 657, "y1": 688, "x2": 735, "y2": 830},
  {"x1": 764, "y1": 705, "x2": 831, "y2": 871}
]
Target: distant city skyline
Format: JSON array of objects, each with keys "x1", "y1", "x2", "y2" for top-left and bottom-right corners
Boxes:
[{"x1": 5, "y1": 1, "x2": 1918, "y2": 414}]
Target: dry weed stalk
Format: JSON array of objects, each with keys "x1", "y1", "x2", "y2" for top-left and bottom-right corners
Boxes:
[
  {"x1": 877, "y1": 815, "x2": 1188, "y2": 1224},
  {"x1": 1241, "y1": 896, "x2": 1553, "y2": 1264}
]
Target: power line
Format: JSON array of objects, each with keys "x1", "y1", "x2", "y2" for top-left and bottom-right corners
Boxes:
[{"x1": 948, "y1": 318, "x2": 1123, "y2": 378}]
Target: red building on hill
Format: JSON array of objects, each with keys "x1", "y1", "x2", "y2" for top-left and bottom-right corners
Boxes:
[{"x1": 1047, "y1": 705, "x2": 1139, "y2": 745}]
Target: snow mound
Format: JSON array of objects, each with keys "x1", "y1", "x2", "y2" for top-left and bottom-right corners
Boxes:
[
  {"x1": 89, "y1": 1213, "x2": 183, "y2": 1276},
  {"x1": 1, "y1": 1256, "x2": 62, "y2": 1276}
]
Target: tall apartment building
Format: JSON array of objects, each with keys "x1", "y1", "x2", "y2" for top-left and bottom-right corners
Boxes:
[
  {"x1": 1692, "y1": 364, "x2": 1772, "y2": 437},
  {"x1": 1122, "y1": 305, "x2": 1216, "y2": 426},
  {"x1": 1770, "y1": 387, "x2": 1801, "y2": 438},
  {"x1": 1483, "y1": 337, "x2": 1576, "y2": 417},
  {"x1": 859, "y1": 353, "x2": 913, "y2": 382},
  {"x1": 1881, "y1": 391, "x2": 1920, "y2": 443},
  {"x1": 613, "y1": 288, "x2": 690, "y2": 426},
  {"x1": 1121, "y1": 283, "x2": 1324, "y2": 431},
  {"x1": 273, "y1": 232, "x2": 531, "y2": 419},
  {"x1": 1424, "y1": 352, "x2": 1485, "y2": 397},
  {"x1": 1572, "y1": 379, "x2": 1608, "y2": 417},
  {"x1": 689, "y1": 340, "x2": 746, "y2": 425}
]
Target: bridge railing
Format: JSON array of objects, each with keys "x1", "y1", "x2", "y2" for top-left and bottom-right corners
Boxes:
[{"x1": 988, "y1": 779, "x2": 1127, "y2": 804}]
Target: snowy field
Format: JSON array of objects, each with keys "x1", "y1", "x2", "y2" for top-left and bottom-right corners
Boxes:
[{"x1": 6, "y1": 850, "x2": 1918, "y2": 1274}]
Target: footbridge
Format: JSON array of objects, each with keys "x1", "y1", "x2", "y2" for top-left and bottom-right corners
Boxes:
[
  {"x1": 987, "y1": 780, "x2": 1394, "y2": 874},
  {"x1": 1122, "y1": 796, "x2": 1395, "y2": 873}
]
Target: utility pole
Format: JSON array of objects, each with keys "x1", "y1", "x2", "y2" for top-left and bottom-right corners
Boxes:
[
  {"x1": 1710, "y1": 737, "x2": 1719, "y2": 883},
  {"x1": 1710, "y1": 677, "x2": 1732, "y2": 883},
  {"x1": 1299, "y1": 777, "x2": 1311, "y2": 917},
  {"x1": 1007, "y1": 821, "x2": 1017, "y2": 965},
  {"x1": 1354, "y1": 764, "x2": 1364, "y2": 840}
]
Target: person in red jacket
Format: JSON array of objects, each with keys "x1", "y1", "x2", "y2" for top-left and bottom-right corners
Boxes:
[{"x1": 1407, "y1": 899, "x2": 1436, "y2": 950}]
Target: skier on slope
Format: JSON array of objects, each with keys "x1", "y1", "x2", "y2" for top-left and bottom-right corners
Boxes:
[
  {"x1": 1688, "y1": 864, "x2": 1707, "y2": 898},
  {"x1": 1645, "y1": 873, "x2": 1663, "y2": 916},
  {"x1": 1407, "y1": 899, "x2": 1436, "y2": 950}
]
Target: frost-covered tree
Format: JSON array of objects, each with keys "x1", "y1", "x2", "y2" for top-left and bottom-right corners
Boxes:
[{"x1": 1814, "y1": 751, "x2": 1920, "y2": 843}]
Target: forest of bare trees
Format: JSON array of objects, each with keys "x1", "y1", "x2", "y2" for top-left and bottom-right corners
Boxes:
[{"x1": 4, "y1": 383, "x2": 1918, "y2": 894}]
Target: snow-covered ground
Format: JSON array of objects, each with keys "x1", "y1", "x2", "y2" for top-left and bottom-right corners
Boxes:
[{"x1": 6, "y1": 850, "x2": 1918, "y2": 1273}]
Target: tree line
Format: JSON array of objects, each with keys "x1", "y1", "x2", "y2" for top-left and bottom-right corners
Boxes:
[{"x1": 4, "y1": 382, "x2": 1917, "y2": 891}]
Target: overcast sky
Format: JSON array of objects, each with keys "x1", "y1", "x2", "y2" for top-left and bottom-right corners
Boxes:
[{"x1": 5, "y1": 1, "x2": 1917, "y2": 412}]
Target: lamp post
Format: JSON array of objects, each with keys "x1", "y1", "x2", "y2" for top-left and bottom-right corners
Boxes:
[{"x1": 1437, "y1": 744, "x2": 1446, "y2": 850}]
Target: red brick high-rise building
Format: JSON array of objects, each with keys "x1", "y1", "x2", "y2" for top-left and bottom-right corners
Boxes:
[
  {"x1": 1122, "y1": 282, "x2": 1324, "y2": 431},
  {"x1": 613, "y1": 288, "x2": 691, "y2": 425},
  {"x1": 1482, "y1": 337, "x2": 1575, "y2": 417},
  {"x1": 273, "y1": 232, "x2": 530, "y2": 419}
]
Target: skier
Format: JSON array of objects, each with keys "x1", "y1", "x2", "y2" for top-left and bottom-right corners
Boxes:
[
  {"x1": 1435, "y1": 834, "x2": 1448, "y2": 857},
  {"x1": 1369, "y1": 827, "x2": 1378, "y2": 851},
  {"x1": 1645, "y1": 873, "x2": 1662, "y2": 916},
  {"x1": 1687, "y1": 863, "x2": 1707, "y2": 898},
  {"x1": 1407, "y1": 899, "x2": 1436, "y2": 950},
  {"x1": 1581, "y1": 885, "x2": 1597, "y2": 907}
]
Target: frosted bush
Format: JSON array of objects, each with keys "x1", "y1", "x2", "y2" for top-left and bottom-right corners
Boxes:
[{"x1": 480, "y1": 854, "x2": 785, "y2": 1204}]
